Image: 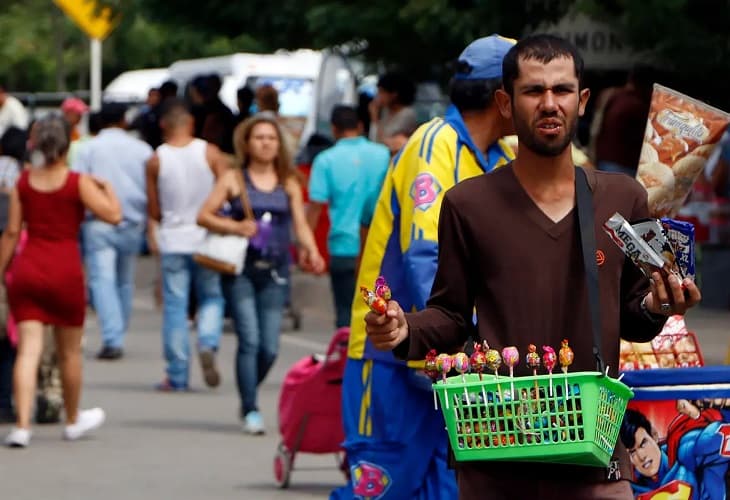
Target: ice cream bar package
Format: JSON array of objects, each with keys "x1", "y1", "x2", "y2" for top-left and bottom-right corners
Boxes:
[
  {"x1": 661, "y1": 218, "x2": 696, "y2": 280},
  {"x1": 636, "y1": 84, "x2": 730, "y2": 218},
  {"x1": 603, "y1": 213, "x2": 671, "y2": 278},
  {"x1": 631, "y1": 218, "x2": 683, "y2": 279}
]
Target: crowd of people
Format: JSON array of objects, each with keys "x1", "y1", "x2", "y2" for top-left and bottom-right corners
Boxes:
[
  {"x1": 0, "y1": 31, "x2": 714, "y2": 500},
  {"x1": 0, "y1": 72, "x2": 410, "y2": 447}
]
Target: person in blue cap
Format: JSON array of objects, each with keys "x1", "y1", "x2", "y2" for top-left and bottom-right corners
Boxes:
[{"x1": 332, "y1": 34, "x2": 517, "y2": 500}]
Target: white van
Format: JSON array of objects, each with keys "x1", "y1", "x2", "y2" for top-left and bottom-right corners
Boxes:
[
  {"x1": 103, "y1": 68, "x2": 171, "y2": 104},
  {"x1": 167, "y1": 49, "x2": 357, "y2": 153}
]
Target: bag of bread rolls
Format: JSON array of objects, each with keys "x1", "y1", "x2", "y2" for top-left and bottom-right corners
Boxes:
[{"x1": 636, "y1": 84, "x2": 730, "y2": 217}]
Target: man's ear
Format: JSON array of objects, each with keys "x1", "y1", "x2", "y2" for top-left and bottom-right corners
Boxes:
[
  {"x1": 578, "y1": 88, "x2": 591, "y2": 117},
  {"x1": 494, "y1": 88, "x2": 513, "y2": 120}
]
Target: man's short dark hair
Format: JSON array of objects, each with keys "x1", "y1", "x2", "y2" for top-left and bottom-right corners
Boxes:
[
  {"x1": 620, "y1": 408, "x2": 654, "y2": 449},
  {"x1": 100, "y1": 103, "x2": 127, "y2": 127},
  {"x1": 160, "y1": 98, "x2": 192, "y2": 127},
  {"x1": 207, "y1": 73, "x2": 222, "y2": 94},
  {"x1": 158, "y1": 80, "x2": 179, "y2": 100},
  {"x1": 377, "y1": 72, "x2": 416, "y2": 106},
  {"x1": 502, "y1": 34, "x2": 584, "y2": 96},
  {"x1": 237, "y1": 86, "x2": 254, "y2": 104},
  {"x1": 0, "y1": 126, "x2": 27, "y2": 162},
  {"x1": 88, "y1": 112, "x2": 104, "y2": 135},
  {"x1": 330, "y1": 105, "x2": 360, "y2": 131},
  {"x1": 448, "y1": 77, "x2": 502, "y2": 113}
]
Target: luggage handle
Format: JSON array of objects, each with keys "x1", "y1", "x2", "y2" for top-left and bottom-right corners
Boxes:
[{"x1": 324, "y1": 327, "x2": 350, "y2": 365}]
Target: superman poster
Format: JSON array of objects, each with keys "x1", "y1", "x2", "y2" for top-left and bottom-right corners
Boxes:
[{"x1": 620, "y1": 367, "x2": 730, "y2": 500}]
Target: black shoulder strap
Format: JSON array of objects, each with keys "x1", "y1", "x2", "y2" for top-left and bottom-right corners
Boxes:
[{"x1": 575, "y1": 167, "x2": 605, "y2": 374}]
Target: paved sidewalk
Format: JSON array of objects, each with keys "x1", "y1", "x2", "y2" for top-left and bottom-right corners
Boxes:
[{"x1": 0, "y1": 257, "x2": 344, "y2": 500}]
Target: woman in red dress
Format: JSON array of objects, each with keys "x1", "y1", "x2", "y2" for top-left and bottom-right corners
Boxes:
[{"x1": 0, "y1": 116, "x2": 121, "y2": 447}]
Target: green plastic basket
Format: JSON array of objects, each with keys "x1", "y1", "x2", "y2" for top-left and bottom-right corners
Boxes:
[{"x1": 433, "y1": 372, "x2": 633, "y2": 467}]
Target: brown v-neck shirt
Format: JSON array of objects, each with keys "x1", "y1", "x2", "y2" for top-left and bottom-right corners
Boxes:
[{"x1": 397, "y1": 165, "x2": 665, "y2": 498}]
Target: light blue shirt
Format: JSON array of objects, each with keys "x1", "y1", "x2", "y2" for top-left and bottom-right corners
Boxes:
[
  {"x1": 308, "y1": 136, "x2": 390, "y2": 257},
  {"x1": 72, "y1": 128, "x2": 153, "y2": 225}
]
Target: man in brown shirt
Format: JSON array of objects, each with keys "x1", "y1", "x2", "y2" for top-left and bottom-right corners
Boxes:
[{"x1": 364, "y1": 35, "x2": 702, "y2": 499}]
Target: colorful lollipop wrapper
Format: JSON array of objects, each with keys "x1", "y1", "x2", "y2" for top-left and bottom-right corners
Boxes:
[
  {"x1": 435, "y1": 353, "x2": 453, "y2": 379},
  {"x1": 470, "y1": 343, "x2": 488, "y2": 402},
  {"x1": 470, "y1": 344, "x2": 487, "y2": 379},
  {"x1": 360, "y1": 286, "x2": 388, "y2": 315},
  {"x1": 485, "y1": 348, "x2": 501, "y2": 373},
  {"x1": 424, "y1": 349, "x2": 440, "y2": 409},
  {"x1": 559, "y1": 339, "x2": 574, "y2": 373},
  {"x1": 526, "y1": 344, "x2": 541, "y2": 400},
  {"x1": 559, "y1": 339, "x2": 574, "y2": 398},
  {"x1": 374, "y1": 276, "x2": 392, "y2": 300},
  {"x1": 435, "y1": 353, "x2": 453, "y2": 408},
  {"x1": 424, "y1": 349, "x2": 440, "y2": 381},
  {"x1": 484, "y1": 344, "x2": 502, "y2": 399},
  {"x1": 502, "y1": 346, "x2": 519, "y2": 398},
  {"x1": 525, "y1": 344, "x2": 540, "y2": 374},
  {"x1": 452, "y1": 352, "x2": 470, "y2": 374},
  {"x1": 452, "y1": 352, "x2": 470, "y2": 400}
]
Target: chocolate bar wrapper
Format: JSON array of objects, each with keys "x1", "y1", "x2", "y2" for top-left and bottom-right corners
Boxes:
[
  {"x1": 603, "y1": 212, "x2": 668, "y2": 278},
  {"x1": 661, "y1": 218, "x2": 696, "y2": 280},
  {"x1": 631, "y1": 218, "x2": 683, "y2": 279}
]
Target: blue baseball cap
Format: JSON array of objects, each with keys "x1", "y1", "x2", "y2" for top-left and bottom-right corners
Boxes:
[{"x1": 454, "y1": 34, "x2": 517, "y2": 80}]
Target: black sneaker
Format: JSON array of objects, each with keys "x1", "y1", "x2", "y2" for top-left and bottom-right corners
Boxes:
[
  {"x1": 96, "y1": 346, "x2": 124, "y2": 360},
  {"x1": 35, "y1": 395, "x2": 62, "y2": 424}
]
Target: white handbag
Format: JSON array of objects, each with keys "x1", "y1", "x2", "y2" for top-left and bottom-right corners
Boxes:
[{"x1": 194, "y1": 171, "x2": 255, "y2": 275}]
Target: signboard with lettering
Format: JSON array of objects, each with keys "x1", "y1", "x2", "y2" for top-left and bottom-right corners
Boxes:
[
  {"x1": 53, "y1": 0, "x2": 121, "y2": 40},
  {"x1": 535, "y1": 13, "x2": 642, "y2": 70}
]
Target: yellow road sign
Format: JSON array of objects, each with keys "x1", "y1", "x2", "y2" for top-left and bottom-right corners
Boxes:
[{"x1": 53, "y1": 0, "x2": 121, "y2": 40}]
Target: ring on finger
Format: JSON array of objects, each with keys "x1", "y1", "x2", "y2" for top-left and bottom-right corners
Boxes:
[{"x1": 660, "y1": 303, "x2": 672, "y2": 314}]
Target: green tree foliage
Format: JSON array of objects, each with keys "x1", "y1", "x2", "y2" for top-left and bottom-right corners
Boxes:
[
  {"x1": 0, "y1": 0, "x2": 86, "y2": 90},
  {"x1": 576, "y1": 0, "x2": 730, "y2": 108},
  {"x1": 0, "y1": 0, "x2": 266, "y2": 92},
  {"x1": 4, "y1": 0, "x2": 729, "y2": 110},
  {"x1": 148, "y1": 0, "x2": 573, "y2": 80}
]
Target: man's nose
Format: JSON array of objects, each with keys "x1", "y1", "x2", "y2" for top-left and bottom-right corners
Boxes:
[{"x1": 540, "y1": 91, "x2": 558, "y2": 111}]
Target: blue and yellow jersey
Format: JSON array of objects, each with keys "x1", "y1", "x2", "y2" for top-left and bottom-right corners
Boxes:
[{"x1": 349, "y1": 105, "x2": 515, "y2": 366}]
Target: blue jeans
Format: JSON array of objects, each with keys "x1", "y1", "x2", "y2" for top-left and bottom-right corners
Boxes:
[
  {"x1": 329, "y1": 256, "x2": 356, "y2": 329},
  {"x1": 81, "y1": 221, "x2": 144, "y2": 348},
  {"x1": 161, "y1": 254, "x2": 224, "y2": 387},
  {"x1": 82, "y1": 220, "x2": 145, "y2": 348},
  {"x1": 222, "y1": 263, "x2": 288, "y2": 415}
]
